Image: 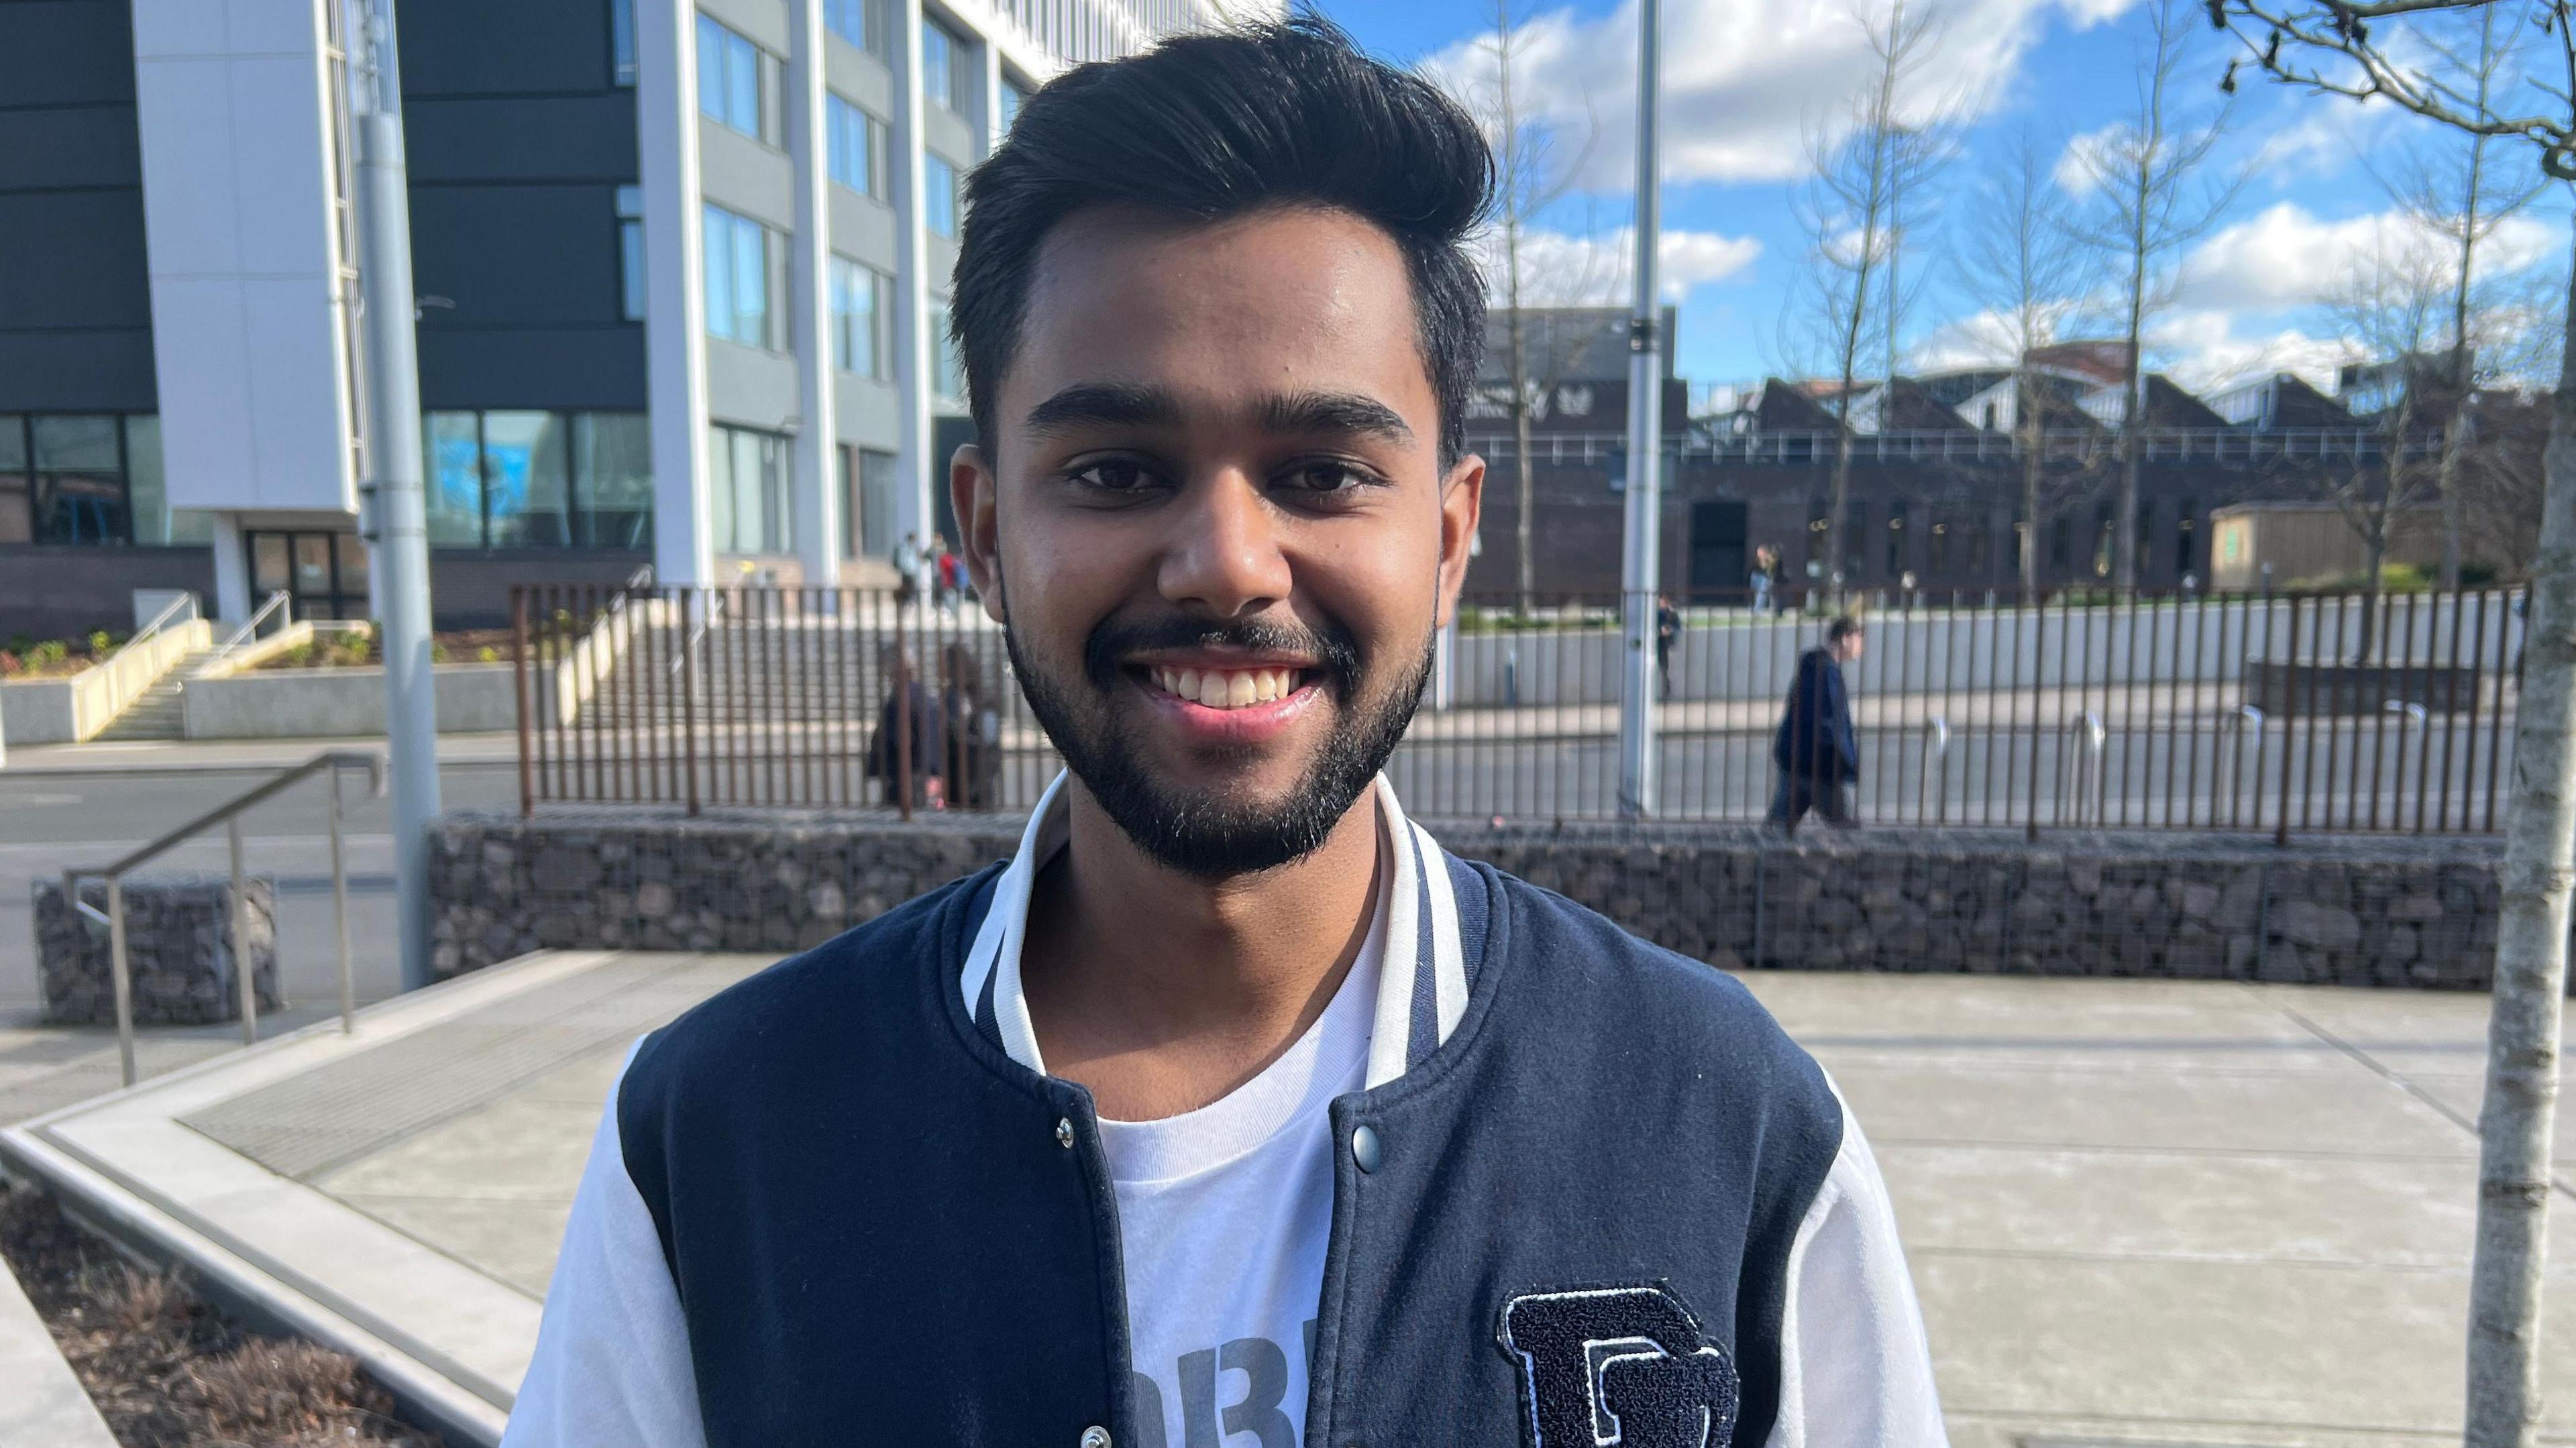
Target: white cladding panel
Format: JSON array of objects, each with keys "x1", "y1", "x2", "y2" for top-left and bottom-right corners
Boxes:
[{"x1": 133, "y1": 0, "x2": 356, "y2": 514}]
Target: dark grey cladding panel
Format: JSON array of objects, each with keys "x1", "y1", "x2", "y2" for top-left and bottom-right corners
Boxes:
[
  {"x1": 0, "y1": 1, "x2": 135, "y2": 108},
  {"x1": 0, "y1": 191, "x2": 152, "y2": 329},
  {"x1": 415, "y1": 327, "x2": 646, "y2": 413},
  {"x1": 395, "y1": 0, "x2": 622, "y2": 95},
  {"x1": 403, "y1": 95, "x2": 640, "y2": 184},
  {"x1": 0, "y1": 328, "x2": 157, "y2": 412},
  {"x1": 409, "y1": 184, "x2": 637, "y2": 328},
  {"x1": 0, "y1": 107, "x2": 140, "y2": 191}
]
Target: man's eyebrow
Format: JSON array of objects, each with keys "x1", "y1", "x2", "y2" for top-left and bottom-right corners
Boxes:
[
  {"x1": 1022, "y1": 381, "x2": 1185, "y2": 437},
  {"x1": 1260, "y1": 390, "x2": 1415, "y2": 446}
]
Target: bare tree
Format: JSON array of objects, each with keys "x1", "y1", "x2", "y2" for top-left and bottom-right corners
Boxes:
[
  {"x1": 1784, "y1": 0, "x2": 1953, "y2": 594},
  {"x1": 2381, "y1": 5, "x2": 2546, "y2": 584},
  {"x1": 2214, "y1": 4, "x2": 2576, "y2": 1442},
  {"x1": 1464, "y1": 0, "x2": 1611, "y2": 614},
  {"x1": 1959, "y1": 127, "x2": 2088, "y2": 594},
  {"x1": 2068, "y1": 0, "x2": 2244, "y2": 592},
  {"x1": 2320, "y1": 233, "x2": 2451, "y2": 657}
]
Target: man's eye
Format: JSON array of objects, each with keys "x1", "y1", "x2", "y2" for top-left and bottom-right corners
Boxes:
[
  {"x1": 1069, "y1": 460, "x2": 1156, "y2": 492},
  {"x1": 1279, "y1": 462, "x2": 1373, "y2": 494}
]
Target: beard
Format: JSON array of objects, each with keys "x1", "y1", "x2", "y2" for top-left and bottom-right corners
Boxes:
[{"x1": 1004, "y1": 605, "x2": 1433, "y2": 879}]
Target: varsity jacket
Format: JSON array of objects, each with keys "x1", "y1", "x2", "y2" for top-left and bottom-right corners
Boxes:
[{"x1": 506, "y1": 779, "x2": 1944, "y2": 1448}]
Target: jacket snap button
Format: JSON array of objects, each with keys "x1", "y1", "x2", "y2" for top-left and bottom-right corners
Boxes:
[
  {"x1": 1351, "y1": 1124, "x2": 1382, "y2": 1173},
  {"x1": 1081, "y1": 1428, "x2": 1111, "y2": 1448},
  {"x1": 1055, "y1": 1117, "x2": 1075, "y2": 1150}
]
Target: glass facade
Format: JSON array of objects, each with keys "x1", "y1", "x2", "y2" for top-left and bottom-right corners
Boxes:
[
  {"x1": 702, "y1": 203, "x2": 788, "y2": 349},
  {"x1": 423, "y1": 410, "x2": 653, "y2": 551},
  {"x1": 844, "y1": 445, "x2": 897, "y2": 559},
  {"x1": 923, "y1": 20, "x2": 958, "y2": 111},
  {"x1": 708, "y1": 424, "x2": 790, "y2": 555},
  {"x1": 1000, "y1": 78, "x2": 1028, "y2": 130},
  {"x1": 826, "y1": 93, "x2": 888, "y2": 199},
  {"x1": 824, "y1": 0, "x2": 892, "y2": 58},
  {"x1": 696, "y1": 13, "x2": 781, "y2": 145},
  {"x1": 612, "y1": 0, "x2": 637, "y2": 84},
  {"x1": 0, "y1": 414, "x2": 199, "y2": 546},
  {"x1": 925, "y1": 154, "x2": 959, "y2": 237},
  {"x1": 617, "y1": 184, "x2": 646, "y2": 321},
  {"x1": 830, "y1": 256, "x2": 892, "y2": 378}
]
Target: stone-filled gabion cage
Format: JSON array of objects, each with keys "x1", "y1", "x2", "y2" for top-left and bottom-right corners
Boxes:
[{"x1": 32, "y1": 876, "x2": 282, "y2": 1026}]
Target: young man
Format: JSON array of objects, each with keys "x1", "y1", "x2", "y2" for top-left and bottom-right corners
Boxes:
[
  {"x1": 506, "y1": 22, "x2": 1940, "y2": 1448},
  {"x1": 1770, "y1": 617, "x2": 1866, "y2": 834}
]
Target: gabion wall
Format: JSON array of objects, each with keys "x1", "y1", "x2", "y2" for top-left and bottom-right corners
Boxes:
[
  {"x1": 32, "y1": 876, "x2": 282, "y2": 1025},
  {"x1": 429, "y1": 810, "x2": 2510, "y2": 991}
]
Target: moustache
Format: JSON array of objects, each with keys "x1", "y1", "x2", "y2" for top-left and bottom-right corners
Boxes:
[{"x1": 1081, "y1": 614, "x2": 1364, "y2": 695}]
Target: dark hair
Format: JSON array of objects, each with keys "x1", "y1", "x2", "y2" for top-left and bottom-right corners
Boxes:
[
  {"x1": 1827, "y1": 616, "x2": 1865, "y2": 643},
  {"x1": 953, "y1": 17, "x2": 1494, "y2": 467}
]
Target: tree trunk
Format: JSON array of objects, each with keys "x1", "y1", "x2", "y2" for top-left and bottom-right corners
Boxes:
[
  {"x1": 2019, "y1": 375, "x2": 2042, "y2": 597},
  {"x1": 2357, "y1": 521, "x2": 2384, "y2": 665},
  {"x1": 1826, "y1": 421, "x2": 1854, "y2": 602},
  {"x1": 1508, "y1": 297, "x2": 1534, "y2": 614},
  {"x1": 2462, "y1": 237, "x2": 2576, "y2": 1448}
]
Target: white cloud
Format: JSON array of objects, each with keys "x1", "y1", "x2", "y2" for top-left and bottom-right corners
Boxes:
[
  {"x1": 2051, "y1": 122, "x2": 2122, "y2": 195},
  {"x1": 1474, "y1": 225, "x2": 1763, "y2": 304},
  {"x1": 2147, "y1": 308, "x2": 2358, "y2": 392},
  {"x1": 1424, "y1": 0, "x2": 2142, "y2": 190},
  {"x1": 2176, "y1": 201, "x2": 2555, "y2": 313}
]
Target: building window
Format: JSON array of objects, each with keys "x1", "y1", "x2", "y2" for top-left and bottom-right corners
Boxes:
[
  {"x1": 923, "y1": 18, "x2": 967, "y2": 113},
  {"x1": 696, "y1": 13, "x2": 782, "y2": 146},
  {"x1": 0, "y1": 413, "x2": 195, "y2": 547},
  {"x1": 1000, "y1": 77, "x2": 1028, "y2": 130},
  {"x1": 830, "y1": 256, "x2": 892, "y2": 378},
  {"x1": 422, "y1": 410, "x2": 653, "y2": 551},
  {"x1": 930, "y1": 295, "x2": 964, "y2": 406},
  {"x1": 845, "y1": 445, "x2": 898, "y2": 559},
  {"x1": 925, "y1": 154, "x2": 959, "y2": 237},
  {"x1": 702, "y1": 203, "x2": 788, "y2": 350},
  {"x1": 825, "y1": 0, "x2": 892, "y2": 58},
  {"x1": 611, "y1": 0, "x2": 637, "y2": 85},
  {"x1": 616, "y1": 184, "x2": 646, "y2": 321},
  {"x1": 827, "y1": 94, "x2": 888, "y2": 199},
  {"x1": 708, "y1": 423, "x2": 790, "y2": 555}
]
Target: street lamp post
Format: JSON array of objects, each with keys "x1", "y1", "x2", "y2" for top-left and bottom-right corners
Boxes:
[{"x1": 1616, "y1": 0, "x2": 1664, "y2": 820}]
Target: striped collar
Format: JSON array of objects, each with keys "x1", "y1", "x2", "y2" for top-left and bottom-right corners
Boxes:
[{"x1": 959, "y1": 771, "x2": 1470, "y2": 1091}]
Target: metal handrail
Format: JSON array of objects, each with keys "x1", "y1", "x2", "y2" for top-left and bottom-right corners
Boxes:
[
  {"x1": 201, "y1": 590, "x2": 295, "y2": 673},
  {"x1": 126, "y1": 591, "x2": 200, "y2": 651},
  {"x1": 62, "y1": 749, "x2": 386, "y2": 1087},
  {"x1": 2058, "y1": 710, "x2": 2106, "y2": 826},
  {"x1": 1921, "y1": 716, "x2": 1951, "y2": 824}
]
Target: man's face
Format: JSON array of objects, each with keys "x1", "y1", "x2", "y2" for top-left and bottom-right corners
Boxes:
[
  {"x1": 1835, "y1": 632, "x2": 1866, "y2": 663},
  {"x1": 955, "y1": 204, "x2": 1482, "y2": 877}
]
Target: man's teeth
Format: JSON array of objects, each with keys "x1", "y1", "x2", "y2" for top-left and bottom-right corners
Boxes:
[{"x1": 1148, "y1": 666, "x2": 1299, "y2": 708}]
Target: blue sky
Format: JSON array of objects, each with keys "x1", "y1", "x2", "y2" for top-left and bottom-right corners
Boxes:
[{"x1": 1316, "y1": 0, "x2": 2570, "y2": 409}]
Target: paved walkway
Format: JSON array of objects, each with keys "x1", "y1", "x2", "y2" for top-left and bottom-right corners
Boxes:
[{"x1": 3, "y1": 952, "x2": 2570, "y2": 1445}]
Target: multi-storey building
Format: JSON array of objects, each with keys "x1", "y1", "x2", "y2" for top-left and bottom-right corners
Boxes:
[{"x1": 0, "y1": 0, "x2": 1255, "y2": 638}]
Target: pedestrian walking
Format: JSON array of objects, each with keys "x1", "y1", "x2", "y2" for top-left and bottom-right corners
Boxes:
[
  {"x1": 865, "y1": 641, "x2": 945, "y2": 810},
  {"x1": 507, "y1": 23, "x2": 1940, "y2": 1448},
  {"x1": 941, "y1": 642, "x2": 1002, "y2": 810},
  {"x1": 1750, "y1": 544, "x2": 1778, "y2": 615},
  {"x1": 934, "y1": 535, "x2": 961, "y2": 614},
  {"x1": 1769, "y1": 616, "x2": 1864, "y2": 834},
  {"x1": 1654, "y1": 592, "x2": 1681, "y2": 700},
  {"x1": 892, "y1": 531, "x2": 924, "y2": 611}
]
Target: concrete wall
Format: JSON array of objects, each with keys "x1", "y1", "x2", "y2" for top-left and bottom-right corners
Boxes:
[
  {"x1": 0, "y1": 616, "x2": 209, "y2": 744},
  {"x1": 427, "y1": 812, "x2": 2515, "y2": 991},
  {"x1": 181, "y1": 663, "x2": 517, "y2": 739}
]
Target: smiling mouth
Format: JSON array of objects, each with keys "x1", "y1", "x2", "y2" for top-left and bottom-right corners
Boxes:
[{"x1": 1140, "y1": 664, "x2": 1311, "y2": 710}]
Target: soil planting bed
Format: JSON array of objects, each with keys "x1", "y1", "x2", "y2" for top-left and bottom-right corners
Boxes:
[{"x1": 0, "y1": 1182, "x2": 435, "y2": 1447}]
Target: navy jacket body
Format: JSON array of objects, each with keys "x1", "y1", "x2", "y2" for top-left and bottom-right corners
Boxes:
[
  {"x1": 615, "y1": 856, "x2": 1843, "y2": 1447},
  {"x1": 1772, "y1": 647, "x2": 1857, "y2": 781}
]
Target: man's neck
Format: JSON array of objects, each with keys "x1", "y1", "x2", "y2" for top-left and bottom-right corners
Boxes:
[{"x1": 1018, "y1": 784, "x2": 1383, "y2": 1123}]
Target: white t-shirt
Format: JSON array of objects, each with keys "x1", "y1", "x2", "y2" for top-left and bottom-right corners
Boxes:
[{"x1": 1101, "y1": 877, "x2": 1383, "y2": 1448}]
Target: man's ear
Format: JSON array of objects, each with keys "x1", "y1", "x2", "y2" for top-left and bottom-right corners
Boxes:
[
  {"x1": 1434, "y1": 452, "x2": 1486, "y2": 629},
  {"x1": 951, "y1": 442, "x2": 1006, "y2": 623}
]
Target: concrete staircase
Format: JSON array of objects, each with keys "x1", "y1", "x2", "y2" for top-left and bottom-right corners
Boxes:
[{"x1": 91, "y1": 647, "x2": 218, "y2": 742}]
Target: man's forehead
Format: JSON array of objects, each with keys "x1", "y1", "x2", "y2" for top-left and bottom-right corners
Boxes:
[{"x1": 1006, "y1": 203, "x2": 1434, "y2": 433}]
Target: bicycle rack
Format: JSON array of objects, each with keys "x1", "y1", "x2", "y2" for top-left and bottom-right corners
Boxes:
[{"x1": 2058, "y1": 710, "x2": 2106, "y2": 826}]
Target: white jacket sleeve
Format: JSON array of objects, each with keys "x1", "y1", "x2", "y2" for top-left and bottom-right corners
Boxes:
[
  {"x1": 1765, "y1": 1100, "x2": 1947, "y2": 1447},
  {"x1": 502, "y1": 1046, "x2": 708, "y2": 1448}
]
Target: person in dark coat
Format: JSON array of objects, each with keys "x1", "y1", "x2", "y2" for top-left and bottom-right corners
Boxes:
[
  {"x1": 1769, "y1": 616, "x2": 1864, "y2": 832},
  {"x1": 867, "y1": 643, "x2": 947, "y2": 809}
]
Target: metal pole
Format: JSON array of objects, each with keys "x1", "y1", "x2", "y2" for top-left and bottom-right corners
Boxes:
[
  {"x1": 106, "y1": 876, "x2": 134, "y2": 1089},
  {"x1": 350, "y1": 0, "x2": 440, "y2": 991},
  {"x1": 228, "y1": 817, "x2": 255, "y2": 1046},
  {"x1": 329, "y1": 765, "x2": 355, "y2": 1036},
  {"x1": 1615, "y1": 0, "x2": 1664, "y2": 820}
]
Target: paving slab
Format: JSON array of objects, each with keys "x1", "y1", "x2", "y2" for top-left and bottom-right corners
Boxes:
[{"x1": 0, "y1": 1251, "x2": 115, "y2": 1448}]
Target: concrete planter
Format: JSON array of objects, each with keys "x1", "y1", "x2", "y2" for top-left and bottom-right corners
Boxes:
[
  {"x1": 180, "y1": 663, "x2": 519, "y2": 739},
  {"x1": 0, "y1": 618, "x2": 211, "y2": 744}
]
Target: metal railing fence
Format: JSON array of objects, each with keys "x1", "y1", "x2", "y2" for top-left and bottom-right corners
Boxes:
[{"x1": 513, "y1": 582, "x2": 2526, "y2": 839}]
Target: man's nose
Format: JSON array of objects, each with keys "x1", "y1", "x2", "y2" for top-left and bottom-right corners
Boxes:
[{"x1": 1157, "y1": 471, "x2": 1291, "y2": 618}]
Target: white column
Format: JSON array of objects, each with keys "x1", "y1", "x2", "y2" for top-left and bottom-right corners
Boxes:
[
  {"x1": 981, "y1": 31, "x2": 1004, "y2": 150},
  {"x1": 790, "y1": 0, "x2": 841, "y2": 586},
  {"x1": 894, "y1": 0, "x2": 936, "y2": 551},
  {"x1": 641, "y1": 0, "x2": 714, "y2": 585},
  {"x1": 210, "y1": 512, "x2": 252, "y2": 621}
]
